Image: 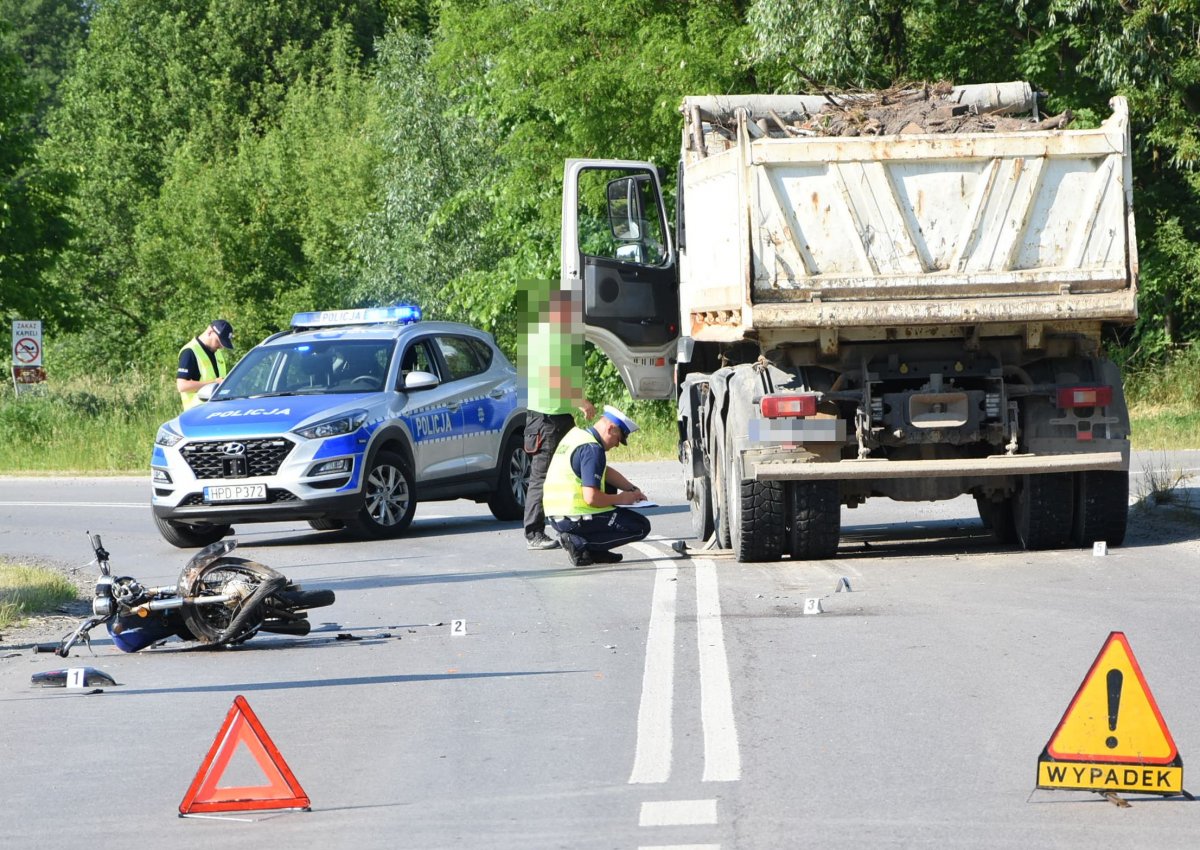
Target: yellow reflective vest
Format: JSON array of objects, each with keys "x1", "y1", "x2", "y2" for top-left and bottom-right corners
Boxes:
[
  {"x1": 179, "y1": 337, "x2": 229, "y2": 410},
  {"x1": 543, "y1": 427, "x2": 611, "y2": 517}
]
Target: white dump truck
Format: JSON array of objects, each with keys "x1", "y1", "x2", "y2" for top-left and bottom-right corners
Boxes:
[{"x1": 562, "y1": 81, "x2": 1136, "y2": 560}]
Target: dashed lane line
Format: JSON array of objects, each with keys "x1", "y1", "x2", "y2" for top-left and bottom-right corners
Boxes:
[{"x1": 639, "y1": 799, "x2": 719, "y2": 826}]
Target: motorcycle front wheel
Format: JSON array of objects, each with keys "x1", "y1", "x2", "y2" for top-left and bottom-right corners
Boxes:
[{"x1": 178, "y1": 557, "x2": 286, "y2": 646}]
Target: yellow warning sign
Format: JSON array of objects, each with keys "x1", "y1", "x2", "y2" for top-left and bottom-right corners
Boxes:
[{"x1": 1038, "y1": 632, "x2": 1183, "y2": 795}]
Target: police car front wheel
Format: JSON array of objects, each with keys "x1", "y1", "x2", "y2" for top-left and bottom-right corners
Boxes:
[
  {"x1": 488, "y1": 429, "x2": 529, "y2": 521},
  {"x1": 154, "y1": 514, "x2": 232, "y2": 549},
  {"x1": 348, "y1": 450, "x2": 416, "y2": 538}
]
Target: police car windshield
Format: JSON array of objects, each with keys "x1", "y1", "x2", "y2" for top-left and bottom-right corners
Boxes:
[{"x1": 214, "y1": 339, "x2": 394, "y2": 400}]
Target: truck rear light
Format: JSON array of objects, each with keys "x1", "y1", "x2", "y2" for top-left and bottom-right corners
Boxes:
[
  {"x1": 761, "y1": 393, "x2": 818, "y2": 418},
  {"x1": 1056, "y1": 386, "x2": 1112, "y2": 408}
]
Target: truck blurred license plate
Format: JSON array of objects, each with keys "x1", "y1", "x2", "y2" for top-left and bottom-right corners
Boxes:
[{"x1": 204, "y1": 484, "x2": 267, "y2": 503}]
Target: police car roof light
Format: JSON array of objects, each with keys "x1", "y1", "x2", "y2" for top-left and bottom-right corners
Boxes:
[{"x1": 290, "y1": 305, "x2": 422, "y2": 329}]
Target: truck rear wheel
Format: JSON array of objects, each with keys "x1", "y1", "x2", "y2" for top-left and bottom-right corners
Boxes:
[
  {"x1": 711, "y1": 441, "x2": 731, "y2": 549},
  {"x1": 729, "y1": 455, "x2": 785, "y2": 563},
  {"x1": 1071, "y1": 470, "x2": 1128, "y2": 548},
  {"x1": 689, "y1": 476, "x2": 714, "y2": 543},
  {"x1": 975, "y1": 494, "x2": 1017, "y2": 544},
  {"x1": 1014, "y1": 473, "x2": 1074, "y2": 550},
  {"x1": 788, "y1": 481, "x2": 840, "y2": 560}
]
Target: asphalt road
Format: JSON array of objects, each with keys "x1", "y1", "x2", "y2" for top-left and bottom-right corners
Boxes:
[{"x1": 2, "y1": 452, "x2": 1199, "y2": 850}]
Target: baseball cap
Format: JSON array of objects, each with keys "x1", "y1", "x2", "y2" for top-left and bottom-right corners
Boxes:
[
  {"x1": 210, "y1": 319, "x2": 234, "y2": 349},
  {"x1": 602, "y1": 405, "x2": 638, "y2": 445}
]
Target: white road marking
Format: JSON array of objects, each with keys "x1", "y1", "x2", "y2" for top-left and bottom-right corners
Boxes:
[
  {"x1": 0, "y1": 501, "x2": 144, "y2": 509},
  {"x1": 637, "y1": 845, "x2": 720, "y2": 850},
  {"x1": 628, "y1": 543, "x2": 677, "y2": 784},
  {"x1": 695, "y1": 559, "x2": 741, "y2": 782},
  {"x1": 638, "y1": 799, "x2": 718, "y2": 826}
]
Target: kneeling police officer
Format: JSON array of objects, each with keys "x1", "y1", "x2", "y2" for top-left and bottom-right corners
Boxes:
[{"x1": 543, "y1": 405, "x2": 650, "y2": 566}]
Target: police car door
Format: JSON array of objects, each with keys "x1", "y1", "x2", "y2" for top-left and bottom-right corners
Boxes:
[
  {"x1": 435, "y1": 334, "x2": 517, "y2": 475},
  {"x1": 562, "y1": 159, "x2": 679, "y2": 399},
  {"x1": 397, "y1": 337, "x2": 466, "y2": 481}
]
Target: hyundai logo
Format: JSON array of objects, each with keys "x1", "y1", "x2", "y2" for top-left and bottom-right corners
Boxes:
[{"x1": 221, "y1": 442, "x2": 247, "y2": 457}]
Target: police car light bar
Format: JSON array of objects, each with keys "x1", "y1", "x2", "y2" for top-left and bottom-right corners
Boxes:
[{"x1": 290, "y1": 305, "x2": 422, "y2": 329}]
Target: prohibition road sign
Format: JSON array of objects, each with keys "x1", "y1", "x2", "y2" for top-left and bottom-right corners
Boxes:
[{"x1": 14, "y1": 337, "x2": 40, "y2": 364}]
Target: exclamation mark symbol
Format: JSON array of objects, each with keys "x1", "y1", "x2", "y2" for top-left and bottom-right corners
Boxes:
[{"x1": 1106, "y1": 669, "x2": 1123, "y2": 749}]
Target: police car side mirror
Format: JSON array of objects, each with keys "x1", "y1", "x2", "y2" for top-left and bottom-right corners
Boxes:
[
  {"x1": 197, "y1": 383, "x2": 218, "y2": 402},
  {"x1": 403, "y1": 371, "x2": 439, "y2": 391}
]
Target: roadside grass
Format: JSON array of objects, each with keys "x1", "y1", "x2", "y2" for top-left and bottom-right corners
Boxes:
[
  {"x1": 1133, "y1": 449, "x2": 1195, "y2": 509},
  {"x1": 0, "y1": 372, "x2": 177, "y2": 474},
  {"x1": 1125, "y1": 345, "x2": 1200, "y2": 450},
  {"x1": 1128, "y1": 409, "x2": 1200, "y2": 449},
  {"x1": 0, "y1": 562, "x2": 79, "y2": 631}
]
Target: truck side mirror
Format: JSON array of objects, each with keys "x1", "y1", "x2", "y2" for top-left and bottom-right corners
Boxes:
[{"x1": 606, "y1": 176, "x2": 643, "y2": 241}]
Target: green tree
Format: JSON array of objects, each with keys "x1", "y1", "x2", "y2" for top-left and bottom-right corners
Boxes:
[
  {"x1": 135, "y1": 29, "x2": 382, "y2": 360},
  {"x1": 426, "y1": 0, "x2": 754, "y2": 342},
  {"x1": 351, "y1": 28, "x2": 502, "y2": 332},
  {"x1": 0, "y1": 0, "x2": 89, "y2": 133},
  {"x1": 41, "y1": 0, "x2": 387, "y2": 368},
  {"x1": 0, "y1": 18, "x2": 69, "y2": 323},
  {"x1": 748, "y1": 0, "x2": 909, "y2": 89}
]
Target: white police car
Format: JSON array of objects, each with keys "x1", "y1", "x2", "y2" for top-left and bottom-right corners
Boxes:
[{"x1": 151, "y1": 306, "x2": 529, "y2": 547}]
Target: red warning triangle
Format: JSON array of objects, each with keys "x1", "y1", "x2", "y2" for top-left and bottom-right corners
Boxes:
[
  {"x1": 179, "y1": 695, "x2": 310, "y2": 815},
  {"x1": 1044, "y1": 631, "x2": 1177, "y2": 764}
]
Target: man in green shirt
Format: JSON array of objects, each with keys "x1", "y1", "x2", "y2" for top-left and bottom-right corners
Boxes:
[{"x1": 522, "y1": 288, "x2": 595, "y2": 550}]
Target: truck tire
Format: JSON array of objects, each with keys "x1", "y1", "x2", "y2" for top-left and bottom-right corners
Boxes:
[
  {"x1": 975, "y1": 494, "x2": 1017, "y2": 544},
  {"x1": 711, "y1": 440, "x2": 731, "y2": 549},
  {"x1": 154, "y1": 514, "x2": 231, "y2": 549},
  {"x1": 1071, "y1": 470, "x2": 1128, "y2": 548},
  {"x1": 729, "y1": 454, "x2": 785, "y2": 563},
  {"x1": 788, "y1": 481, "x2": 840, "y2": 560},
  {"x1": 1014, "y1": 473, "x2": 1074, "y2": 551},
  {"x1": 689, "y1": 475, "x2": 715, "y2": 543}
]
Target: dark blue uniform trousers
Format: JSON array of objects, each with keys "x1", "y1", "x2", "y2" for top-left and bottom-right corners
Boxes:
[{"x1": 550, "y1": 507, "x2": 651, "y2": 555}]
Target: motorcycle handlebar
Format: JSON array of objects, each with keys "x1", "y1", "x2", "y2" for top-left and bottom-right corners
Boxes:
[{"x1": 88, "y1": 531, "x2": 110, "y2": 569}]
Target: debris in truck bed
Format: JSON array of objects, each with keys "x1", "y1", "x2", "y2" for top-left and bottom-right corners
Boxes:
[{"x1": 712, "y1": 81, "x2": 1072, "y2": 138}]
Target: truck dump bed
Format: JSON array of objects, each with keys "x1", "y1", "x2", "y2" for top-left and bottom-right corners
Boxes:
[{"x1": 678, "y1": 83, "x2": 1137, "y2": 344}]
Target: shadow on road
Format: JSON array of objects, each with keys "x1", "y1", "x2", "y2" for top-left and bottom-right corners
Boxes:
[
  {"x1": 221, "y1": 504, "x2": 687, "y2": 550},
  {"x1": 106, "y1": 668, "x2": 582, "y2": 698}
]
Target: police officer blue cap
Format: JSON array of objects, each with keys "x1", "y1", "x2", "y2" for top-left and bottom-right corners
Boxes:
[{"x1": 210, "y1": 319, "x2": 234, "y2": 349}]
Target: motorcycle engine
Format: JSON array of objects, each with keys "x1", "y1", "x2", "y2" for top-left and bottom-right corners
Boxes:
[{"x1": 108, "y1": 576, "x2": 148, "y2": 609}]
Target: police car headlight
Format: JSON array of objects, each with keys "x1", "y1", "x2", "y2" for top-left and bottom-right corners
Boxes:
[
  {"x1": 155, "y1": 426, "x2": 184, "y2": 447},
  {"x1": 294, "y1": 410, "x2": 368, "y2": 440}
]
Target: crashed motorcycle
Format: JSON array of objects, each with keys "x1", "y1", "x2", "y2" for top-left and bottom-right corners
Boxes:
[{"x1": 50, "y1": 534, "x2": 334, "y2": 657}]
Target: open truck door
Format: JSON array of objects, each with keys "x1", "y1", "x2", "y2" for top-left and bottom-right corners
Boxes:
[{"x1": 562, "y1": 159, "x2": 679, "y2": 400}]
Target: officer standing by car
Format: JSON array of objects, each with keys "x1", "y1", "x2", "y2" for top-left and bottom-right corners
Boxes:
[
  {"x1": 522, "y1": 288, "x2": 595, "y2": 550},
  {"x1": 543, "y1": 405, "x2": 650, "y2": 566},
  {"x1": 177, "y1": 319, "x2": 234, "y2": 410}
]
